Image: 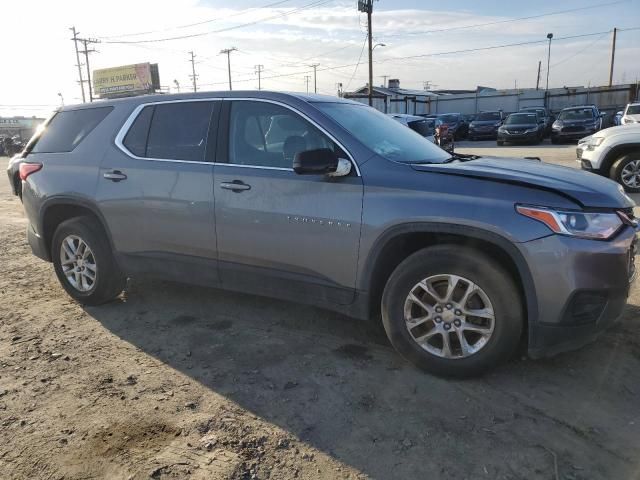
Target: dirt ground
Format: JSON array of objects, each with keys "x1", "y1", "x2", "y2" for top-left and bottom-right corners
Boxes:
[{"x1": 1, "y1": 146, "x2": 640, "y2": 480}]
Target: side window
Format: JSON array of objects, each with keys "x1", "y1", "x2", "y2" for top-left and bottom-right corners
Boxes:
[
  {"x1": 229, "y1": 101, "x2": 338, "y2": 168},
  {"x1": 145, "y1": 102, "x2": 214, "y2": 161},
  {"x1": 123, "y1": 105, "x2": 154, "y2": 157},
  {"x1": 31, "y1": 107, "x2": 113, "y2": 153}
]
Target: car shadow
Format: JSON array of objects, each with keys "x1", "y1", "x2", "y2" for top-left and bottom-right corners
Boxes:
[{"x1": 85, "y1": 278, "x2": 640, "y2": 479}]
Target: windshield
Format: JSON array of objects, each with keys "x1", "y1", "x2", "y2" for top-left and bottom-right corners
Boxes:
[
  {"x1": 316, "y1": 103, "x2": 450, "y2": 164},
  {"x1": 557, "y1": 108, "x2": 594, "y2": 121},
  {"x1": 626, "y1": 104, "x2": 640, "y2": 115},
  {"x1": 437, "y1": 114, "x2": 459, "y2": 124},
  {"x1": 475, "y1": 112, "x2": 501, "y2": 121},
  {"x1": 505, "y1": 114, "x2": 537, "y2": 125}
]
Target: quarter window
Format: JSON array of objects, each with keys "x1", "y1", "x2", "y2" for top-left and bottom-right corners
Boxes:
[
  {"x1": 229, "y1": 101, "x2": 338, "y2": 168},
  {"x1": 123, "y1": 105, "x2": 153, "y2": 157}
]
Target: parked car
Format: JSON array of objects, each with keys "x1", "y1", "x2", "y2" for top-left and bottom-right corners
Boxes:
[
  {"x1": 436, "y1": 113, "x2": 468, "y2": 140},
  {"x1": 13, "y1": 92, "x2": 638, "y2": 377},
  {"x1": 551, "y1": 105, "x2": 603, "y2": 144},
  {"x1": 577, "y1": 123, "x2": 640, "y2": 192},
  {"x1": 388, "y1": 113, "x2": 435, "y2": 141},
  {"x1": 621, "y1": 102, "x2": 640, "y2": 125},
  {"x1": 497, "y1": 112, "x2": 543, "y2": 145},
  {"x1": 468, "y1": 111, "x2": 504, "y2": 140},
  {"x1": 519, "y1": 106, "x2": 552, "y2": 135}
]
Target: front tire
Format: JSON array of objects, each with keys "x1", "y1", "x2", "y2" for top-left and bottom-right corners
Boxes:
[
  {"x1": 381, "y1": 245, "x2": 523, "y2": 377},
  {"x1": 610, "y1": 152, "x2": 640, "y2": 193},
  {"x1": 52, "y1": 216, "x2": 126, "y2": 305}
]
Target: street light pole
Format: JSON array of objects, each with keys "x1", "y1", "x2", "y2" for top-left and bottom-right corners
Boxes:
[{"x1": 545, "y1": 33, "x2": 553, "y2": 91}]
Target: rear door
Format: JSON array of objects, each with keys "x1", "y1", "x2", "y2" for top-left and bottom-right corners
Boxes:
[
  {"x1": 213, "y1": 99, "x2": 363, "y2": 304},
  {"x1": 96, "y1": 100, "x2": 221, "y2": 283}
]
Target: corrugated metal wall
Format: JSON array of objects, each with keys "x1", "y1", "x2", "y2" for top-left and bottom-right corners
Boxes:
[{"x1": 345, "y1": 84, "x2": 638, "y2": 116}]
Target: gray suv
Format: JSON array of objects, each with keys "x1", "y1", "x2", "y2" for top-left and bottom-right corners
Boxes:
[{"x1": 10, "y1": 92, "x2": 638, "y2": 377}]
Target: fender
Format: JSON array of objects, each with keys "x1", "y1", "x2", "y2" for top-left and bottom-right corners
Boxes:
[
  {"x1": 38, "y1": 195, "x2": 117, "y2": 260},
  {"x1": 359, "y1": 222, "x2": 540, "y2": 330},
  {"x1": 601, "y1": 142, "x2": 640, "y2": 173}
]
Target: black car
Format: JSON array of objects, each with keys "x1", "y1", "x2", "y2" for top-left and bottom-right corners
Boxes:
[
  {"x1": 551, "y1": 105, "x2": 603, "y2": 144},
  {"x1": 468, "y1": 111, "x2": 504, "y2": 140},
  {"x1": 497, "y1": 112, "x2": 543, "y2": 145},
  {"x1": 520, "y1": 106, "x2": 552, "y2": 135},
  {"x1": 436, "y1": 113, "x2": 468, "y2": 140}
]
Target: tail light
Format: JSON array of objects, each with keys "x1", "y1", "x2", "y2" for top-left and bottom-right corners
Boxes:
[{"x1": 19, "y1": 162, "x2": 42, "y2": 181}]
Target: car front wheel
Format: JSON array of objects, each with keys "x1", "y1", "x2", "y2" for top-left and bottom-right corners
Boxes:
[
  {"x1": 381, "y1": 245, "x2": 523, "y2": 377},
  {"x1": 52, "y1": 216, "x2": 126, "y2": 305},
  {"x1": 610, "y1": 152, "x2": 640, "y2": 193}
]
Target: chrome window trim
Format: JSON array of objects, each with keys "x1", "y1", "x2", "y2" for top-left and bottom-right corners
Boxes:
[{"x1": 114, "y1": 96, "x2": 360, "y2": 176}]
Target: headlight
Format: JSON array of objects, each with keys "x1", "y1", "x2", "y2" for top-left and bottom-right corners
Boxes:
[
  {"x1": 516, "y1": 205, "x2": 623, "y2": 239},
  {"x1": 586, "y1": 136, "x2": 605, "y2": 151},
  {"x1": 623, "y1": 117, "x2": 636, "y2": 124},
  {"x1": 498, "y1": 126, "x2": 506, "y2": 132},
  {"x1": 552, "y1": 121, "x2": 562, "y2": 130}
]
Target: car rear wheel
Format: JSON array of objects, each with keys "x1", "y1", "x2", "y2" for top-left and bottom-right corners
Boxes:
[
  {"x1": 381, "y1": 245, "x2": 523, "y2": 377},
  {"x1": 52, "y1": 216, "x2": 126, "y2": 305}
]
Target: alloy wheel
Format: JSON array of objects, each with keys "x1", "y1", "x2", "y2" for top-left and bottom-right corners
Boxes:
[
  {"x1": 621, "y1": 159, "x2": 640, "y2": 189},
  {"x1": 60, "y1": 235, "x2": 97, "y2": 292},
  {"x1": 403, "y1": 274, "x2": 495, "y2": 359}
]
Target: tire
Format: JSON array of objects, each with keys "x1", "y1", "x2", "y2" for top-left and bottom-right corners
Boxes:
[
  {"x1": 381, "y1": 245, "x2": 523, "y2": 377},
  {"x1": 610, "y1": 152, "x2": 640, "y2": 193},
  {"x1": 496, "y1": 141, "x2": 504, "y2": 146},
  {"x1": 52, "y1": 216, "x2": 126, "y2": 305}
]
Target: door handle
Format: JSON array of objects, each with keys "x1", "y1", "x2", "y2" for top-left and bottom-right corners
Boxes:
[
  {"x1": 220, "y1": 180, "x2": 251, "y2": 192},
  {"x1": 103, "y1": 170, "x2": 127, "y2": 182}
]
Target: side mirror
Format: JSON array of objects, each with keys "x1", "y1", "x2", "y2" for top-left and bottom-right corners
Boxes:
[{"x1": 293, "y1": 148, "x2": 340, "y2": 175}]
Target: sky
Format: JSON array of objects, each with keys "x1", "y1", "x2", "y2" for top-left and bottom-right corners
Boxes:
[{"x1": 1, "y1": 0, "x2": 639, "y2": 117}]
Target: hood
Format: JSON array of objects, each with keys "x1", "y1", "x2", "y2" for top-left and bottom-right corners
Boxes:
[
  {"x1": 556, "y1": 117, "x2": 596, "y2": 126},
  {"x1": 623, "y1": 114, "x2": 640, "y2": 122},
  {"x1": 411, "y1": 158, "x2": 635, "y2": 209}
]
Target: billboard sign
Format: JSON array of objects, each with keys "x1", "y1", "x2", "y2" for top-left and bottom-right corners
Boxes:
[{"x1": 93, "y1": 63, "x2": 160, "y2": 98}]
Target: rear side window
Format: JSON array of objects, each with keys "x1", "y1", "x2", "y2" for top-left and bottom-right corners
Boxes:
[
  {"x1": 31, "y1": 107, "x2": 113, "y2": 153},
  {"x1": 146, "y1": 102, "x2": 213, "y2": 161}
]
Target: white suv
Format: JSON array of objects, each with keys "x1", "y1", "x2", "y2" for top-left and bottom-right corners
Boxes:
[
  {"x1": 578, "y1": 123, "x2": 640, "y2": 192},
  {"x1": 621, "y1": 102, "x2": 640, "y2": 125}
]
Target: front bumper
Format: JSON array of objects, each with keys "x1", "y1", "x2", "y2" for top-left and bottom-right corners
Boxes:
[
  {"x1": 521, "y1": 226, "x2": 637, "y2": 358},
  {"x1": 552, "y1": 127, "x2": 598, "y2": 141},
  {"x1": 469, "y1": 127, "x2": 498, "y2": 139}
]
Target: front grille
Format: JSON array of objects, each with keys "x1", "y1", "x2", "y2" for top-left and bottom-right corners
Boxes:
[
  {"x1": 507, "y1": 129, "x2": 524, "y2": 134},
  {"x1": 562, "y1": 126, "x2": 585, "y2": 133}
]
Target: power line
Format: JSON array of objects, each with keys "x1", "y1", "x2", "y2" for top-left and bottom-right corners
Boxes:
[
  {"x1": 102, "y1": 0, "x2": 335, "y2": 44},
  {"x1": 383, "y1": 0, "x2": 629, "y2": 38},
  {"x1": 344, "y1": 35, "x2": 368, "y2": 91},
  {"x1": 98, "y1": 0, "x2": 293, "y2": 39}
]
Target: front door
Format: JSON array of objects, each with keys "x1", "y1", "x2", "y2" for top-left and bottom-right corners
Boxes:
[
  {"x1": 96, "y1": 100, "x2": 220, "y2": 284},
  {"x1": 213, "y1": 99, "x2": 363, "y2": 304}
]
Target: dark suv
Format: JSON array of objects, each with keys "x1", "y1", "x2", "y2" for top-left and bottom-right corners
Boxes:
[
  {"x1": 468, "y1": 111, "x2": 504, "y2": 140},
  {"x1": 10, "y1": 92, "x2": 638, "y2": 377},
  {"x1": 552, "y1": 105, "x2": 603, "y2": 143}
]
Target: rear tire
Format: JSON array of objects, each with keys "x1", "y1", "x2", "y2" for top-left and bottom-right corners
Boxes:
[
  {"x1": 52, "y1": 216, "x2": 125, "y2": 306},
  {"x1": 381, "y1": 245, "x2": 523, "y2": 377},
  {"x1": 610, "y1": 152, "x2": 640, "y2": 193}
]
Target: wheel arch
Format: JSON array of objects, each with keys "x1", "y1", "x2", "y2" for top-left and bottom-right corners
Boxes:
[
  {"x1": 39, "y1": 197, "x2": 115, "y2": 262},
  {"x1": 600, "y1": 142, "x2": 640, "y2": 174},
  {"x1": 360, "y1": 223, "x2": 538, "y2": 340}
]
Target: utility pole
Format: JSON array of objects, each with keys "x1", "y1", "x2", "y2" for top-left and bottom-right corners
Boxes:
[
  {"x1": 188, "y1": 51, "x2": 198, "y2": 92},
  {"x1": 77, "y1": 37, "x2": 98, "y2": 102},
  {"x1": 69, "y1": 27, "x2": 86, "y2": 103},
  {"x1": 336, "y1": 82, "x2": 343, "y2": 97},
  {"x1": 535, "y1": 60, "x2": 541, "y2": 90},
  {"x1": 358, "y1": 0, "x2": 374, "y2": 106},
  {"x1": 309, "y1": 63, "x2": 319, "y2": 94},
  {"x1": 220, "y1": 47, "x2": 237, "y2": 91},
  {"x1": 255, "y1": 64, "x2": 264, "y2": 90},
  {"x1": 380, "y1": 75, "x2": 388, "y2": 88},
  {"x1": 608, "y1": 27, "x2": 617, "y2": 87},
  {"x1": 304, "y1": 75, "x2": 311, "y2": 94}
]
